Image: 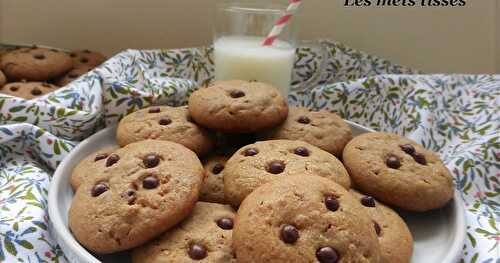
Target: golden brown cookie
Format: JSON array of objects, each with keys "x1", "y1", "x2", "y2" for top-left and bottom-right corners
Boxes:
[
  {"x1": 188, "y1": 80, "x2": 289, "y2": 133},
  {"x1": 1, "y1": 47, "x2": 73, "y2": 81},
  {"x1": 0, "y1": 70, "x2": 5, "y2": 87},
  {"x1": 0, "y1": 81, "x2": 59, "y2": 99},
  {"x1": 343, "y1": 132, "x2": 454, "y2": 212},
  {"x1": 68, "y1": 140, "x2": 204, "y2": 254},
  {"x1": 257, "y1": 106, "x2": 353, "y2": 157},
  {"x1": 234, "y1": 175, "x2": 381, "y2": 263},
  {"x1": 350, "y1": 190, "x2": 413, "y2": 263},
  {"x1": 70, "y1": 146, "x2": 119, "y2": 190},
  {"x1": 116, "y1": 106, "x2": 215, "y2": 156},
  {"x1": 55, "y1": 65, "x2": 93, "y2": 86},
  {"x1": 224, "y1": 140, "x2": 351, "y2": 207},
  {"x1": 132, "y1": 202, "x2": 236, "y2": 262},
  {"x1": 69, "y1": 49, "x2": 106, "y2": 68},
  {"x1": 200, "y1": 155, "x2": 230, "y2": 204}
]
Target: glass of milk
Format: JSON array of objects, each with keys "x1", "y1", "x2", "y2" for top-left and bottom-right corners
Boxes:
[{"x1": 214, "y1": 2, "x2": 324, "y2": 96}]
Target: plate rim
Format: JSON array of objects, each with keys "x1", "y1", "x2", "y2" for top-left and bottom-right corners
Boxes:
[{"x1": 48, "y1": 123, "x2": 466, "y2": 263}]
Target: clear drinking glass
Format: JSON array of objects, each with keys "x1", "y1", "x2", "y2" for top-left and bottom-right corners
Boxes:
[{"x1": 213, "y1": 2, "x2": 301, "y2": 96}]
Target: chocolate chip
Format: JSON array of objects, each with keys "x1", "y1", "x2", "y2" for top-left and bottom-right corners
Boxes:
[
  {"x1": 216, "y1": 218, "x2": 233, "y2": 230},
  {"x1": 124, "y1": 188, "x2": 137, "y2": 205},
  {"x1": 400, "y1": 144, "x2": 415, "y2": 155},
  {"x1": 80, "y1": 58, "x2": 89, "y2": 64},
  {"x1": 148, "y1": 107, "x2": 161, "y2": 113},
  {"x1": 316, "y1": 246, "x2": 339, "y2": 263},
  {"x1": 413, "y1": 153, "x2": 427, "y2": 165},
  {"x1": 94, "y1": 153, "x2": 108, "y2": 161},
  {"x1": 324, "y1": 195, "x2": 339, "y2": 212},
  {"x1": 69, "y1": 53, "x2": 77, "y2": 57},
  {"x1": 106, "y1": 154, "x2": 120, "y2": 167},
  {"x1": 188, "y1": 244, "x2": 207, "y2": 260},
  {"x1": 230, "y1": 90, "x2": 245, "y2": 98},
  {"x1": 33, "y1": 54, "x2": 45, "y2": 60},
  {"x1": 294, "y1": 146, "x2": 310, "y2": 157},
  {"x1": 374, "y1": 221, "x2": 381, "y2": 236},
  {"x1": 91, "y1": 183, "x2": 108, "y2": 197},
  {"x1": 266, "y1": 161, "x2": 285, "y2": 174},
  {"x1": 242, "y1": 148, "x2": 258, "y2": 156},
  {"x1": 143, "y1": 154, "x2": 160, "y2": 168},
  {"x1": 159, "y1": 117, "x2": 172, "y2": 126},
  {"x1": 361, "y1": 196, "x2": 376, "y2": 207},
  {"x1": 142, "y1": 176, "x2": 159, "y2": 189},
  {"x1": 9, "y1": 86, "x2": 19, "y2": 91},
  {"x1": 297, "y1": 116, "x2": 311, "y2": 124},
  {"x1": 31, "y1": 88, "x2": 42, "y2": 96},
  {"x1": 212, "y1": 163, "x2": 224, "y2": 174},
  {"x1": 280, "y1": 224, "x2": 299, "y2": 244},
  {"x1": 386, "y1": 155, "x2": 401, "y2": 169}
]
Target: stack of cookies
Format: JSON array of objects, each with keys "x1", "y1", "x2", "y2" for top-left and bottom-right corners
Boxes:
[
  {"x1": 68, "y1": 80, "x2": 454, "y2": 263},
  {"x1": 0, "y1": 45, "x2": 106, "y2": 99}
]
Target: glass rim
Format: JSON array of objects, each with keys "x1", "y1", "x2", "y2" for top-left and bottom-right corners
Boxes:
[{"x1": 216, "y1": 2, "x2": 288, "y2": 15}]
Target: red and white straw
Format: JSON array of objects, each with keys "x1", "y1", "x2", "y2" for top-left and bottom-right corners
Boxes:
[{"x1": 262, "y1": 0, "x2": 302, "y2": 46}]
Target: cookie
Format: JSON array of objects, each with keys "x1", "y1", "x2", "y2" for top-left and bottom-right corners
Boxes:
[
  {"x1": 257, "y1": 106, "x2": 353, "y2": 157},
  {"x1": 70, "y1": 146, "x2": 119, "y2": 190},
  {"x1": 343, "y1": 132, "x2": 454, "y2": 211},
  {"x1": 200, "y1": 155, "x2": 230, "y2": 204},
  {"x1": 68, "y1": 140, "x2": 204, "y2": 253},
  {"x1": 0, "y1": 81, "x2": 59, "y2": 99},
  {"x1": 132, "y1": 202, "x2": 236, "y2": 262},
  {"x1": 1, "y1": 47, "x2": 73, "y2": 81},
  {"x1": 0, "y1": 70, "x2": 5, "y2": 87},
  {"x1": 234, "y1": 175, "x2": 381, "y2": 263},
  {"x1": 350, "y1": 190, "x2": 413, "y2": 263},
  {"x1": 69, "y1": 49, "x2": 106, "y2": 67},
  {"x1": 224, "y1": 140, "x2": 351, "y2": 207},
  {"x1": 116, "y1": 106, "x2": 215, "y2": 156},
  {"x1": 188, "y1": 80, "x2": 289, "y2": 133},
  {"x1": 55, "y1": 65, "x2": 93, "y2": 86}
]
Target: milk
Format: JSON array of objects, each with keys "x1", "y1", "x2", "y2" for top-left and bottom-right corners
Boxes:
[{"x1": 214, "y1": 36, "x2": 296, "y2": 96}]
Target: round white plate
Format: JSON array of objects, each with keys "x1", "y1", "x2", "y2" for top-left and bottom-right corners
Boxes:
[{"x1": 49, "y1": 123, "x2": 466, "y2": 263}]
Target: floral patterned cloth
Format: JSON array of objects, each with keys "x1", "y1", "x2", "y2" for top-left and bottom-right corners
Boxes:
[{"x1": 0, "y1": 41, "x2": 498, "y2": 263}]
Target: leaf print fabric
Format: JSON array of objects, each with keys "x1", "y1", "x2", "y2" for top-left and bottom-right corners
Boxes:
[{"x1": 0, "y1": 41, "x2": 498, "y2": 262}]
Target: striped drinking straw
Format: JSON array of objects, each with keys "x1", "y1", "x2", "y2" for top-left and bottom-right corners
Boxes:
[{"x1": 262, "y1": 0, "x2": 302, "y2": 46}]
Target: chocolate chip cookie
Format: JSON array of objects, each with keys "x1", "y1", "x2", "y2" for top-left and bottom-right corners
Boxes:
[
  {"x1": 70, "y1": 146, "x2": 119, "y2": 190},
  {"x1": 0, "y1": 70, "x2": 5, "y2": 87},
  {"x1": 224, "y1": 140, "x2": 351, "y2": 207},
  {"x1": 188, "y1": 80, "x2": 289, "y2": 133},
  {"x1": 0, "y1": 81, "x2": 59, "y2": 99},
  {"x1": 257, "y1": 106, "x2": 353, "y2": 157},
  {"x1": 234, "y1": 175, "x2": 381, "y2": 263},
  {"x1": 350, "y1": 190, "x2": 413, "y2": 263},
  {"x1": 116, "y1": 106, "x2": 215, "y2": 156},
  {"x1": 343, "y1": 132, "x2": 454, "y2": 211},
  {"x1": 69, "y1": 49, "x2": 106, "y2": 67},
  {"x1": 200, "y1": 155, "x2": 230, "y2": 204},
  {"x1": 132, "y1": 202, "x2": 236, "y2": 262},
  {"x1": 55, "y1": 65, "x2": 93, "y2": 86},
  {"x1": 1, "y1": 47, "x2": 73, "y2": 81},
  {"x1": 68, "y1": 140, "x2": 204, "y2": 253}
]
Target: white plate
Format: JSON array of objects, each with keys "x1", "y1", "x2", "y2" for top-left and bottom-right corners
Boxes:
[{"x1": 48, "y1": 122, "x2": 466, "y2": 263}]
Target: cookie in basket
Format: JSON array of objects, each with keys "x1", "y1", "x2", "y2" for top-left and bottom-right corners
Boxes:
[
  {"x1": 132, "y1": 202, "x2": 236, "y2": 262},
  {"x1": 343, "y1": 132, "x2": 454, "y2": 212},
  {"x1": 188, "y1": 80, "x2": 288, "y2": 133},
  {"x1": 116, "y1": 106, "x2": 215, "y2": 156},
  {"x1": 257, "y1": 106, "x2": 352, "y2": 157},
  {"x1": 1, "y1": 46, "x2": 73, "y2": 81},
  {"x1": 0, "y1": 81, "x2": 59, "y2": 99},
  {"x1": 69, "y1": 49, "x2": 106, "y2": 68},
  {"x1": 224, "y1": 140, "x2": 351, "y2": 207},
  {"x1": 350, "y1": 190, "x2": 413, "y2": 263},
  {"x1": 233, "y1": 175, "x2": 381, "y2": 263},
  {"x1": 55, "y1": 65, "x2": 93, "y2": 86},
  {"x1": 68, "y1": 140, "x2": 204, "y2": 253},
  {"x1": 200, "y1": 155, "x2": 230, "y2": 204},
  {"x1": 0, "y1": 70, "x2": 5, "y2": 87},
  {"x1": 70, "y1": 146, "x2": 119, "y2": 190}
]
